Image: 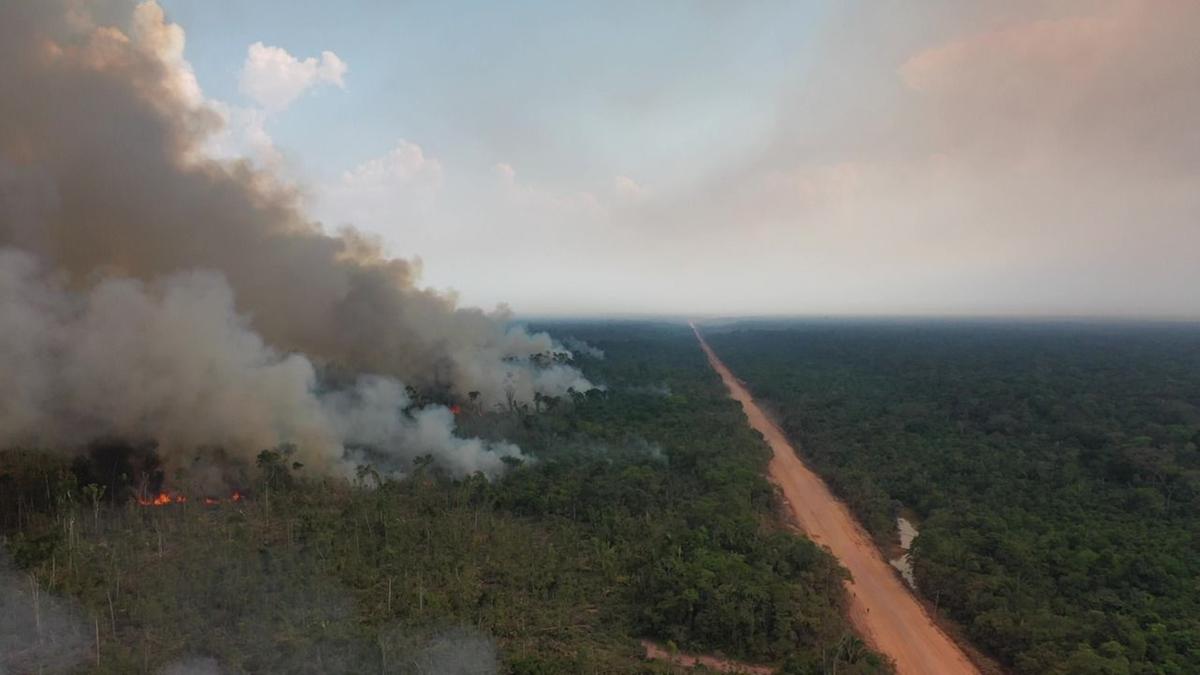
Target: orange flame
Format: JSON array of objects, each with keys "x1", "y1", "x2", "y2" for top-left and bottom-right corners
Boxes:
[
  {"x1": 137, "y1": 490, "x2": 245, "y2": 507},
  {"x1": 450, "y1": 404, "x2": 462, "y2": 415},
  {"x1": 137, "y1": 491, "x2": 187, "y2": 506}
]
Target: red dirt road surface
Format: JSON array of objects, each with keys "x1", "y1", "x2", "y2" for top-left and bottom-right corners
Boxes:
[{"x1": 692, "y1": 323, "x2": 979, "y2": 675}]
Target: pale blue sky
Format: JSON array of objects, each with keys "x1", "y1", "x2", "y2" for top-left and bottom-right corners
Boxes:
[
  {"x1": 151, "y1": 1, "x2": 1200, "y2": 318},
  {"x1": 162, "y1": 1, "x2": 824, "y2": 189}
]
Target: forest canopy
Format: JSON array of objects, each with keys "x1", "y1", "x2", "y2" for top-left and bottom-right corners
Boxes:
[
  {"x1": 706, "y1": 320, "x2": 1200, "y2": 675},
  {"x1": 1, "y1": 321, "x2": 888, "y2": 674}
]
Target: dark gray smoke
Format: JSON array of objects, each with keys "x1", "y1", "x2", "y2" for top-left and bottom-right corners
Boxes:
[{"x1": 0, "y1": 1, "x2": 590, "y2": 476}]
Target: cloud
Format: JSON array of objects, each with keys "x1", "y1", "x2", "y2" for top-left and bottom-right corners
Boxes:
[
  {"x1": 219, "y1": 41, "x2": 351, "y2": 169},
  {"x1": 493, "y1": 162, "x2": 601, "y2": 215},
  {"x1": 315, "y1": 140, "x2": 444, "y2": 251},
  {"x1": 340, "y1": 140, "x2": 444, "y2": 192},
  {"x1": 238, "y1": 42, "x2": 347, "y2": 111}
]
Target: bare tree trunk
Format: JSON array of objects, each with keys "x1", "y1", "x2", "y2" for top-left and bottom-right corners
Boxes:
[{"x1": 30, "y1": 573, "x2": 41, "y2": 636}]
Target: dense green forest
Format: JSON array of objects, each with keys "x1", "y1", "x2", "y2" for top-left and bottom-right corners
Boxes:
[
  {"x1": 705, "y1": 320, "x2": 1200, "y2": 675},
  {"x1": 0, "y1": 322, "x2": 888, "y2": 674}
]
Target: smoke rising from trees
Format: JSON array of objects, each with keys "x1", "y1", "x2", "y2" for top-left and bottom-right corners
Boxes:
[
  {"x1": 0, "y1": 250, "x2": 523, "y2": 477},
  {"x1": 0, "y1": 1, "x2": 589, "y2": 476}
]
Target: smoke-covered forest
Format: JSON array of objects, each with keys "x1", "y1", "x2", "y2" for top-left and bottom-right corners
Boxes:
[
  {"x1": 4, "y1": 1, "x2": 1199, "y2": 673},
  {"x1": 704, "y1": 321, "x2": 1200, "y2": 675},
  {"x1": 1, "y1": 322, "x2": 889, "y2": 674}
]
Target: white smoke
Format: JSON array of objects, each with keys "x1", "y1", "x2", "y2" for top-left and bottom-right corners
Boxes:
[
  {"x1": 322, "y1": 376, "x2": 523, "y2": 477},
  {"x1": 408, "y1": 627, "x2": 499, "y2": 675},
  {"x1": 0, "y1": 1, "x2": 596, "y2": 477},
  {"x1": 0, "y1": 249, "x2": 524, "y2": 477},
  {"x1": 0, "y1": 553, "x2": 90, "y2": 674},
  {"x1": 0, "y1": 1, "x2": 592, "y2": 411},
  {"x1": 561, "y1": 337, "x2": 605, "y2": 359}
]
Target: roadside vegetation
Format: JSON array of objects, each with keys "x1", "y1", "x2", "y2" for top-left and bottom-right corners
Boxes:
[
  {"x1": 706, "y1": 320, "x2": 1200, "y2": 675},
  {"x1": 1, "y1": 321, "x2": 888, "y2": 674}
]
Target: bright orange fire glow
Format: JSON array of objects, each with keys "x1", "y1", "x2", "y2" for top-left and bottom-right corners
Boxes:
[
  {"x1": 137, "y1": 490, "x2": 246, "y2": 507},
  {"x1": 450, "y1": 404, "x2": 462, "y2": 415},
  {"x1": 137, "y1": 492, "x2": 187, "y2": 506}
]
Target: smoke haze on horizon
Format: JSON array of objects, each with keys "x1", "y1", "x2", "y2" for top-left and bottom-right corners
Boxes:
[{"x1": 147, "y1": 0, "x2": 1200, "y2": 320}]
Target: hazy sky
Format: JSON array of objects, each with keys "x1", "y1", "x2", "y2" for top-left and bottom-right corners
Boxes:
[{"x1": 158, "y1": 1, "x2": 1199, "y2": 318}]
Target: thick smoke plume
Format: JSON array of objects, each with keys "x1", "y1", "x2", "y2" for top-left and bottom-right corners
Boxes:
[
  {"x1": 0, "y1": 1, "x2": 589, "y2": 476},
  {"x1": 0, "y1": 250, "x2": 521, "y2": 477}
]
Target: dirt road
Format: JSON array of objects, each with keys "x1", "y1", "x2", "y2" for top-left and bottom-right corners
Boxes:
[{"x1": 692, "y1": 323, "x2": 979, "y2": 675}]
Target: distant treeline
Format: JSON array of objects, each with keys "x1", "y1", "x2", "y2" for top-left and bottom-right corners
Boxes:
[
  {"x1": 706, "y1": 320, "x2": 1200, "y2": 675},
  {"x1": 1, "y1": 321, "x2": 889, "y2": 674}
]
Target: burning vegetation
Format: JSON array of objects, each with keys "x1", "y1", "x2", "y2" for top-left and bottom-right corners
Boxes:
[
  {"x1": 135, "y1": 490, "x2": 242, "y2": 507},
  {"x1": 0, "y1": 1, "x2": 884, "y2": 673},
  {"x1": 0, "y1": 323, "x2": 888, "y2": 674},
  {"x1": 0, "y1": 0, "x2": 593, "y2": 486}
]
